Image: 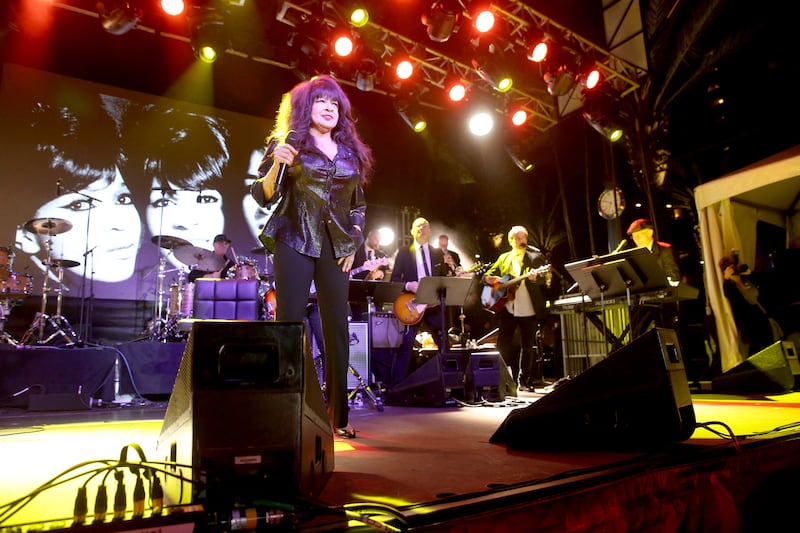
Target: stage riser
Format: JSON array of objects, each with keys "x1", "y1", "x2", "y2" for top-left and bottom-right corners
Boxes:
[{"x1": 0, "y1": 341, "x2": 185, "y2": 408}]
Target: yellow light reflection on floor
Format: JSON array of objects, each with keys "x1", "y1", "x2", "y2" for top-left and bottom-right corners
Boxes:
[{"x1": 0, "y1": 420, "x2": 163, "y2": 527}]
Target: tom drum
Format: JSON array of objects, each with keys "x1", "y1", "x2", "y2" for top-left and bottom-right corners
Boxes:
[{"x1": 169, "y1": 282, "x2": 194, "y2": 318}]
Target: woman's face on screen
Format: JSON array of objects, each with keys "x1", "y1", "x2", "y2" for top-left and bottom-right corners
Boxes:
[
  {"x1": 30, "y1": 167, "x2": 142, "y2": 282},
  {"x1": 147, "y1": 178, "x2": 225, "y2": 269}
]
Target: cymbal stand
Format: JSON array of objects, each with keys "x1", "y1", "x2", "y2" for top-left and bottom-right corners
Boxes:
[
  {"x1": 150, "y1": 255, "x2": 169, "y2": 341},
  {"x1": 20, "y1": 236, "x2": 79, "y2": 346}
]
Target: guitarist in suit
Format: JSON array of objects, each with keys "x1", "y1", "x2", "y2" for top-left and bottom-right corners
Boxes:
[
  {"x1": 483, "y1": 226, "x2": 553, "y2": 392},
  {"x1": 389, "y1": 217, "x2": 449, "y2": 385},
  {"x1": 352, "y1": 229, "x2": 389, "y2": 281}
]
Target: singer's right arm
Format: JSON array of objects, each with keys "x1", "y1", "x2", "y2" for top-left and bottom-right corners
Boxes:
[{"x1": 256, "y1": 143, "x2": 297, "y2": 203}]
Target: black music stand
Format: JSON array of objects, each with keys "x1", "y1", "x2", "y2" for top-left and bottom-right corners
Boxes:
[
  {"x1": 415, "y1": 276, "x2": 475, "y2": 354},
  {"x1": 565, "y1": 247, "x2": 672, "y2": 358},
  {"x1": 346, "y1": 281, "x2": 405, "y2": 411}
]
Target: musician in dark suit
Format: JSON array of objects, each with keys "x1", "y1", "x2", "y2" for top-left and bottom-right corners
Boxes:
[
  {"x1": 389, "y1": 217, "x2": 449, "y2": 385},
  {"x1": 352, "y1": 229, "x2": 389, "y2": 281},
  {"x1": 482, "y1": 225, "x2": 552, "y2": 391}
]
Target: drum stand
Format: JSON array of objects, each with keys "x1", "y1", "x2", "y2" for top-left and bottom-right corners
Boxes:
[{"x1": 20, "y1": 240, "x2": 80, "y2": 347}]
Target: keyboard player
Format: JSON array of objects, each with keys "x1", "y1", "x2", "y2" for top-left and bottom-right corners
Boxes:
[{"x1": 618, "y1": 218, "x2": 681, "y2": 337}]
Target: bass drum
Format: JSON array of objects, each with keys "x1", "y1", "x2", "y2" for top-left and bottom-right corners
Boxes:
[{"x1": 1, "y1": 271, "x2": 33, "y2": 297}]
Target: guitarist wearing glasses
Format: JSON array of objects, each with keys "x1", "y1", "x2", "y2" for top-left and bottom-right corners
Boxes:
[{"x1": 482, "y1": 226, "x2": 554, "y2": 392}]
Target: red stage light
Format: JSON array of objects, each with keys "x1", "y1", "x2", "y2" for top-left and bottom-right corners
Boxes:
[
  {"x1": 160, "y1": 0, "x2": 185, "y2": 17},
  {"x1": 395, "y1": 59, "x2": 414, "y2": 80}
]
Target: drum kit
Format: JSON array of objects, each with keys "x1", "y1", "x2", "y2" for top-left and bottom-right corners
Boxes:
[
  {"x1": 0, "y1": 217, "x2": 82, "y2": 347},
  {"x1": 148, "y1": 237, "x2": 276, "y2": 341}
]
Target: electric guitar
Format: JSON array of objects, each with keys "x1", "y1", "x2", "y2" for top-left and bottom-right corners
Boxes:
[
  {"x1": 393, "y1": 292, "x2": 429, "y2": 326},
  {"x1": 348, "y1": 257, "x2": 390, "y2": 278},
  {"x1": 481, "y1": 264, "x2": 551, "y2": 312}
]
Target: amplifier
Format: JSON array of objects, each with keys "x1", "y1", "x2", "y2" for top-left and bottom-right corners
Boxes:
[{"x1": 348, "y1": 322, "x2": 370, "y2": 389}]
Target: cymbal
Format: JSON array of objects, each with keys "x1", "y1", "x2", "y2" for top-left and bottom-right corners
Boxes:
[
  {"x1": 45, "y1": 259, "x2": 80, "y2": 269},
  {"x1": 23, "y1": 217, "x2": 73, "y2": 235},
  {"x1": 151, "y1": 235, "x2": 191, "y2": 250},
  {"x1": 173, "y1": 245, "x2": 224, "y2": 271}
]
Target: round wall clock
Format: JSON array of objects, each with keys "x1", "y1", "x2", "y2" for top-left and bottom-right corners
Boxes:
[{"x1": 597, "y1": 187, "x2": 625, "y2": 220}]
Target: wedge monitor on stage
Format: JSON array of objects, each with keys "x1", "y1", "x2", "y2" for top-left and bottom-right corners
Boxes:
[
  {"x1": 490, "y1": 328, "x2": 696, "y2": 450},
  {"x1": 156, "y1": 320, "x2": 333, "y2": 510}
]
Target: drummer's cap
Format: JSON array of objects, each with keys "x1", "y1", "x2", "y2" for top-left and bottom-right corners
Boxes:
[
  {"x1": 214, "y1": 234, "x2": 231, "y2": 244},
  {"x1": 626, "y1": 218, "x2": 653, "y2": 235}
]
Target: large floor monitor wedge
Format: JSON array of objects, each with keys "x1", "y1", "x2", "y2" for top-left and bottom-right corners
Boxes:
[
  {"x1": 490, "y1": 328, "x2": 696, "y2": 450},
  {"x1": 156, "y1": 320, "x2": 333, "y2": 510}
]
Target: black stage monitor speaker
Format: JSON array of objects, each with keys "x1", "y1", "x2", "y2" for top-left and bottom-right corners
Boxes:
[
  {"x1": 490, "y1": 328, "x2": 696, "y2": 450},
  {"x1": 471, "y1": 351, "x2": 517, "y2": 401},
  {"x1": 711, "y1": 340, "x2": 798, "y2": 394},
  {"x1": 384, "y1": 351, "x2": 466, "y2": 406},
  {"x1": 156, "y1": 320, "x2": 333, "y2": 510}
]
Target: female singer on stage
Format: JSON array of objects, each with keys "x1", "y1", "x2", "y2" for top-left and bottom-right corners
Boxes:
[{"x1": 250, "y1": 75, "x2": 373, "y2": 439}]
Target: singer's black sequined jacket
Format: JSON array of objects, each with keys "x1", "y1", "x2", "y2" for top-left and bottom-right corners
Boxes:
[{"x1": 251, "y1": 145, "x2": 366, "y2": 258}]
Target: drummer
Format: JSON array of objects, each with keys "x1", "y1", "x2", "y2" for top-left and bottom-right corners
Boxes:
[{"x1": 188, "y1": 234, "x2": 235, "y2": 282}]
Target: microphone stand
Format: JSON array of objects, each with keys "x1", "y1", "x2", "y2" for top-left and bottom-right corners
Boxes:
[{"x1": 60, "y1": 183, "x2": 102, "y2": 345}]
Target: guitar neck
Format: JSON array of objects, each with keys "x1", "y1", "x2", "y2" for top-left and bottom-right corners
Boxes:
[{"x1": 497, "y1": 265, "x2": 550, "y2": 289}]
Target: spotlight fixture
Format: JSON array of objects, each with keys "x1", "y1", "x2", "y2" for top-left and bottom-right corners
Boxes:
[
  {"x1": 160, "y1": 0, "x2": 185, "y2": 17},
  {"x1": 472, "y1": 59, "x2": 512, "y2": 93},
  {"x1": 505, "y1": 145, "x2": 534, "y2": 172},
  {"x1": 582, "y1": 90, "x2": 624, "y2": 142},
  {"x1": 583, "y1": 108, "x2": 624, "y2": 142},
  {"x1": 394, "y1": 94, "x2": 427, "y2": 133},
  {"x1": 394, "y1": 58, "x2": 415, "y2": 81},
  {"x1": 526, "y1": 31, "x2": 549, "y2": 62},
  {"x1": 190, "y1": 8, "x2": 229, "y2": 63},
  {"x1": 445, "y1": 76, "x2": 468, "y2": 102},
  {"x1": 96, "y1": 1, "x2": 141, "y2": 36},
  {"x1": 578, "y1": 59, "x2": 602, "y2": 90},
  {"x1": 544, "y1": 64, "x2": 576, "y2": 96},
  {"x1": 422, "y1": 1, "x2": 461, "y2": 43},
  {"x1": 348, "y1": 5, "x2": 369, "y2": 27},
  {"x1": 472, "y1": 5, "x2": 495, "y2": 33},
  {"x1": 355, "y1": 57, "x2": 378, "y2": 92}
]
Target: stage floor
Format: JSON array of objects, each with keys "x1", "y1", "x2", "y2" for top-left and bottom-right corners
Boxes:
[{"x1": 2, "y1": 389, "x2": 800, "y2": 532}]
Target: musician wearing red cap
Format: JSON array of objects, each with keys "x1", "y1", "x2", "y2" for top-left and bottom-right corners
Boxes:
[{"x1": 620, "y1": 218, "x2": 681, "y2": 337}]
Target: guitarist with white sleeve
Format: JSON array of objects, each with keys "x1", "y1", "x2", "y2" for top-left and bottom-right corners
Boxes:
[{"x1": 482, "y1": 225, "x2": 554, "y2": 392}]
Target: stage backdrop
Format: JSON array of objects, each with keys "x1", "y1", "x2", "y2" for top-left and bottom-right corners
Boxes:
[{"x1": 0, "y1": 62, "x2": 274, "y2": 302}]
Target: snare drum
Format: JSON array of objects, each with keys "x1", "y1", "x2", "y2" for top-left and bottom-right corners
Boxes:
[
  {"x1": 234, "y1": 261, "x2": 258, "y2": 280},
  {"x1": 1, "y1": 271, "x2": 32, "y2": 296}
]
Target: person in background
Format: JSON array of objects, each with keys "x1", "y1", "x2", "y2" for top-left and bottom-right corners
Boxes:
[
  {"x1": 482, "y1": 225, "x2": 552, "y2": 392},
  {"x1": 720, "y1": 256, "x2": 778, "y2": 355},
  {"x1": 250, "y1": 75, "x2": 373, "y2": 440},
  {"x1": 187, "y1": 234, "x2": 235, "y2": 282},
  {"x1": 390, "y1": 217, "x2": 449, "y2": 385},
  {"x1": 438, "y1": 234, "x2": 461, "y2": 277},
  {"x1": 352, "y1": 228, "x2": 389, "y2": 281}
]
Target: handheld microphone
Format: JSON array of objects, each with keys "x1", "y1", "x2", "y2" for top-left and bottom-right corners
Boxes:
[
  {"x1": 526, "y1": 244, "x2": 541, "y2": 253},
  {"x1": 56, "y1": 179, "x2": 62, "y2": 196},
  {"x1": 612, "y1": 239, "x2": 627, "y2": 253},
  {"x1": 275, "y1": 131, "x2": 298, "y2": 191}
]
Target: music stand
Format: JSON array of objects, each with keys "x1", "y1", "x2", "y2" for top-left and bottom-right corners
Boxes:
[{"x1": 415, "y1": 276, "x2": 475, "y2": 354}]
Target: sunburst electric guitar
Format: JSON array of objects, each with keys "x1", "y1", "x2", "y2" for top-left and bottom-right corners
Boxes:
[{"x1": 480, "y1": 264, "x2": 551, "y2": 313}]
